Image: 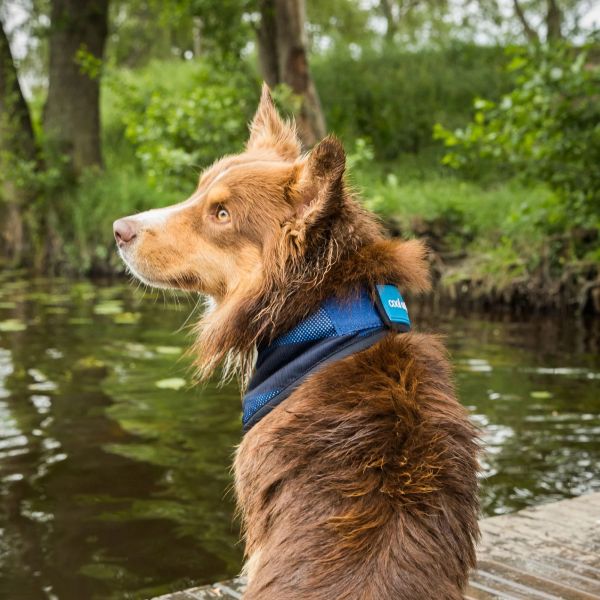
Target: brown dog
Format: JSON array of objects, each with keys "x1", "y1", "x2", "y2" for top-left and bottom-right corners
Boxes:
[{"x1": 114, "y1": 85, "x2": 479, "y2": 599}]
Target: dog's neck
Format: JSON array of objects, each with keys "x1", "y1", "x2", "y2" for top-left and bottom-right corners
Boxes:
[{"x1": 241, "y1": 285, "x2": 411, "y2": 431}]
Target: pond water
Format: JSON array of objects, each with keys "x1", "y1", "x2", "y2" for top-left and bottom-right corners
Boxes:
[{"x1": 0, "y1": 270, "x2": 599, "y2": 600}]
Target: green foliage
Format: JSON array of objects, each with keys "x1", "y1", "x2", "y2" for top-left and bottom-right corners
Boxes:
[
  {"x1": 183, "y1": 0, "x2": 256, "y2": 58},
  {"x1": 435, "y1": 44, "x2": 600, "y2": 222},
  {"x1": 107, "y1": 0, "x2": 256, "y2": 66},
  {"x1": 346, "y1": 137, "x2": 376, "y2": 172},
  {"x1": 358, "y1": 170, "x2": 555, "y2": 241},
  {"x1": 355, "y1": 168, "x2": 570, "y2": 278},
  {"x1": 313, "y1": 43, "x2": 511, "y2": 161},
  {"x1": 75, "y1": 44, "x2": 103, "y2": 79},
  {"x1": 64, "y1": 168, "x2": 178, "y2": 273},
  {"x1": 108, "y1": 59, "x2": 258, "y2": 191},
  {"x1": 307, "y1": 0, "x2": 374, "y2": 48}
]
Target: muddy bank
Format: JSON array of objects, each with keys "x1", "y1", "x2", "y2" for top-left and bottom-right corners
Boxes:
[
  {"x1": 387, "y1": 217, "x2": 600, "y2": 316},
  {"x1": 422, "y1": 251, "x2": 600, "y2": 316}
]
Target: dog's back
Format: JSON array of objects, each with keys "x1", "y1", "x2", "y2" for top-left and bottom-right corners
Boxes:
[{"x1": 236, "y1": 328, "x2": 478, "y2": 600}]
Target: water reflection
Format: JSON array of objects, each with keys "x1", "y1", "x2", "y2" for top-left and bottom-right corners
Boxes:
[{"x1": 0, "y1": 271, "x2": 598, "y2": 599}]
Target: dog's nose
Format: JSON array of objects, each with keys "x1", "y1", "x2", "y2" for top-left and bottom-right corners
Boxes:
[{"x1": 113, "y1": 218, "x2": 137, "y2": 245}]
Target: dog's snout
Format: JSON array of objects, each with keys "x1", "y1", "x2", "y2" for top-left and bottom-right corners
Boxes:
[{"x1": 113, "y1": 218, "x2": 137, "y2": 246}]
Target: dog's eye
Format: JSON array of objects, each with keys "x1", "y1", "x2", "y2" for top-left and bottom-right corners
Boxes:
[{"x1": 215, "y1": 205, "x2": 230, "y2": 223}]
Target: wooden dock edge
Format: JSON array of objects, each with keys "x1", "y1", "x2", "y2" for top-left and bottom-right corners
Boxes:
[{"x1": 152, "y1": 492, "x2": 600, "y2": 600}]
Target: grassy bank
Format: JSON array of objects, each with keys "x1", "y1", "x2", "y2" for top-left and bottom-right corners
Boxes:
[{"x1": 352, "y1": 164, "x2": 599, "y2": 312}]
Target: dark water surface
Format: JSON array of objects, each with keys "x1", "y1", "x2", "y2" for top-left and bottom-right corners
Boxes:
[{"x1": 0, "y1": 271, "x2": 599, "y2": 599}]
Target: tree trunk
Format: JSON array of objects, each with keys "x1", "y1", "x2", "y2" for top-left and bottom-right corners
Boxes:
[
  {"x1": 257, "y1": 0, "x2": 279, "y2": 87},
  {"x1": 192, "y1": 16, "x2": 203, "y2": 57},
  {"x1": 512, "y1": 0, "x2": 540, "y2": 43},
  {"x1": 380, "y1": 0, "x2": 398, "y2": 42},
  {"x1": 546, "y1": 0, "x2": 562, "y2": 41},
  {"x1": 44, "y1": 0, "x2": 109, "y2": 176},
  {"x1": 0, "y1": 19, "x2": 38, "y2": 263},
  {"x1": 257, "y1": 0, "x2": 326, "y2": 148}
]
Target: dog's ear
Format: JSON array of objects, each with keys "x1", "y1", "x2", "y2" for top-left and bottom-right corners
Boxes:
[
  {"x1": 295, "y1": 135, "x2": 346, "y2": 228},
  {"x1": 247, "y1": 83, "x2": 301, "y2": 161}
]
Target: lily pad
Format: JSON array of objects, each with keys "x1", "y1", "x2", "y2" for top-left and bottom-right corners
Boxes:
[
  {"x1": 73, "y1": 356, "x2": 108, "y2": 377},
  {"x1": 155, "y1": 346, "x2": 183, "y2": 355},
  {"x1": 68, "y1": 317, "x2": 93, "y2": 326},
  {"x1": 155, "y1": 378, "x2": 187, "y2": 390},
  {"x1": 0, "y1": 301, "x2": 17, "y2": 309},
  {"x1": 113, "y1": 312, "x2": 141, "y2": 325},
  {"x1": 530, "y1": 390, "x2": 552, "y2": 399},
  {"x1": 93, "y1": 301, "x2": 123, "y2": 315},
  {"x1": 74, "y1": 356, "x2": 106, "y2": 370},
  {"x1": 0, "y1": 319, "x2": 27, "y2": 332}
]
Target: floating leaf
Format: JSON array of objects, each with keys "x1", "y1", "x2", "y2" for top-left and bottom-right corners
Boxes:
[
  {"x1": 0, "y1": 301, "x2": 17, "y2": 309},
  {"x1": 69, "y1": 282, "x2": 96, "y2": 301},
  {"x1": 122, "y1": 342, "x2": 153, "y2": 359},
  {"x1": 93, "y1": 301, "x2": 123, "y2": 315},
  {"x1": 73, "y1": 356, "x2": 108, "y2": 376},
  {"x1": 530, "y1": 391, "x2": 552, "y2": 399},
  {"x1": 113, "y1": 312, "x2": 141, "y2": 325},
  {"x1": 74, "y1": 356, "x2": 106, "y2": 370},
  {"x1": 0, "y1": 319, "x2": 27, "y2": 332},
  {"x1": 68, "y1": 317, "x2": 93, "y2": 326},
  {"x1": 155, "y1": 346, "x2": 182, "y2": 355},
  {"x1": 155, "y1": 378, "x2": 186, "y2": 390}
]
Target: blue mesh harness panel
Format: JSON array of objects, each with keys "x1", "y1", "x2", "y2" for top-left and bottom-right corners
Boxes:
[{"x1": 242, "y1": 286, "x2": 410, "y2": 432}]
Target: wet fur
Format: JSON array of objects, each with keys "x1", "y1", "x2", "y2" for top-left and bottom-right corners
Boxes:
[{"x1": 116, "y1": 85, "x2": 480, "y2": 599}]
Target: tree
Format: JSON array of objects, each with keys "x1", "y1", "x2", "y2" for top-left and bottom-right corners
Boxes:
[
  {"x1": 511, "y1": 0, "x2": 564, "y2": 42},
  {"x1": 380, "y1": 0, "x2": 398, "y2": 41},
  {"x1": 0, "y1": 17, "x2": 38, "y2": 263},
  {"x1": 512, "y1": 0, "x2": 540, "y2": 42},
  {"x1": 435, "y1": 44, "x2": 600, "y2": 221},
  {"x1": 44, "y1": 0, "x2": 109, "y2": 175},
  {"x1": 257, "y1": 0, "x2": 326, "y2": 147}
]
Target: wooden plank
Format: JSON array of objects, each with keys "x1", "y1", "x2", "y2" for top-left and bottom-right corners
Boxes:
[
  {"x1": 152, "y1": 493, "x2": 600, "y2": 600},
  {"x1": 477, "y1": 559, "x2": 599, "y2": 600},
  {"x1": 152, "y1": 580, "x2": 247, "y2": 600},
  {"x1": 481, "y1": 554, "x2": 600, "y2": 595}
]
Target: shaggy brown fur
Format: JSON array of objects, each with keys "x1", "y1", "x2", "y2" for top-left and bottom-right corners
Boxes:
[{"x1": 114, "y1": 84, "x2": 480, "y2": 599}]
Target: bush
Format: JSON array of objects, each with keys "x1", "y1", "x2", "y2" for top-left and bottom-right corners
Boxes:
[
  {"x1": 313, "y1": 43, "x2": 511, "y2": 161},
  {"x1": 434, "y1": 44, "x2": 600, "y2": 223},
  {"x1": 106, "y1": 59, "x2": 259, "y2": 192}
]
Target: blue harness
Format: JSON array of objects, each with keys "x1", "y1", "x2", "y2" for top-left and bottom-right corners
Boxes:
[{"x1": 242, "y1": 285, "x2": 410, "y2": 432}]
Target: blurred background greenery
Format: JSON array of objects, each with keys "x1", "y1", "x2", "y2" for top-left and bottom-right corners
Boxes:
[{"x1": 0, "y1": 0, "x2": 598, "y2": 311}]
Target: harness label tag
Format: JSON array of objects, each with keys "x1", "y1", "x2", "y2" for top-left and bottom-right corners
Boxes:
[{"x1": 375, "y1": 284, "x2": 411, "y2": 332}]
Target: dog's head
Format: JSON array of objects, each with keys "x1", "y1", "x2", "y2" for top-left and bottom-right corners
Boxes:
[
  {"x1": 115, "y1": 85, "x2": 429, "y2": 380},
  {"x1": 114, "y1": 84, "x2": 348, "y2": 300}
]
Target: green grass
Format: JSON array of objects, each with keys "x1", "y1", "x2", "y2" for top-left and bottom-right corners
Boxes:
[
  {"x1": 357, "y1": 174, "x2": 554, "y2": 239},
  {"x1": 351, "y1": 165, "x2": 578, "y2": 283}
]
